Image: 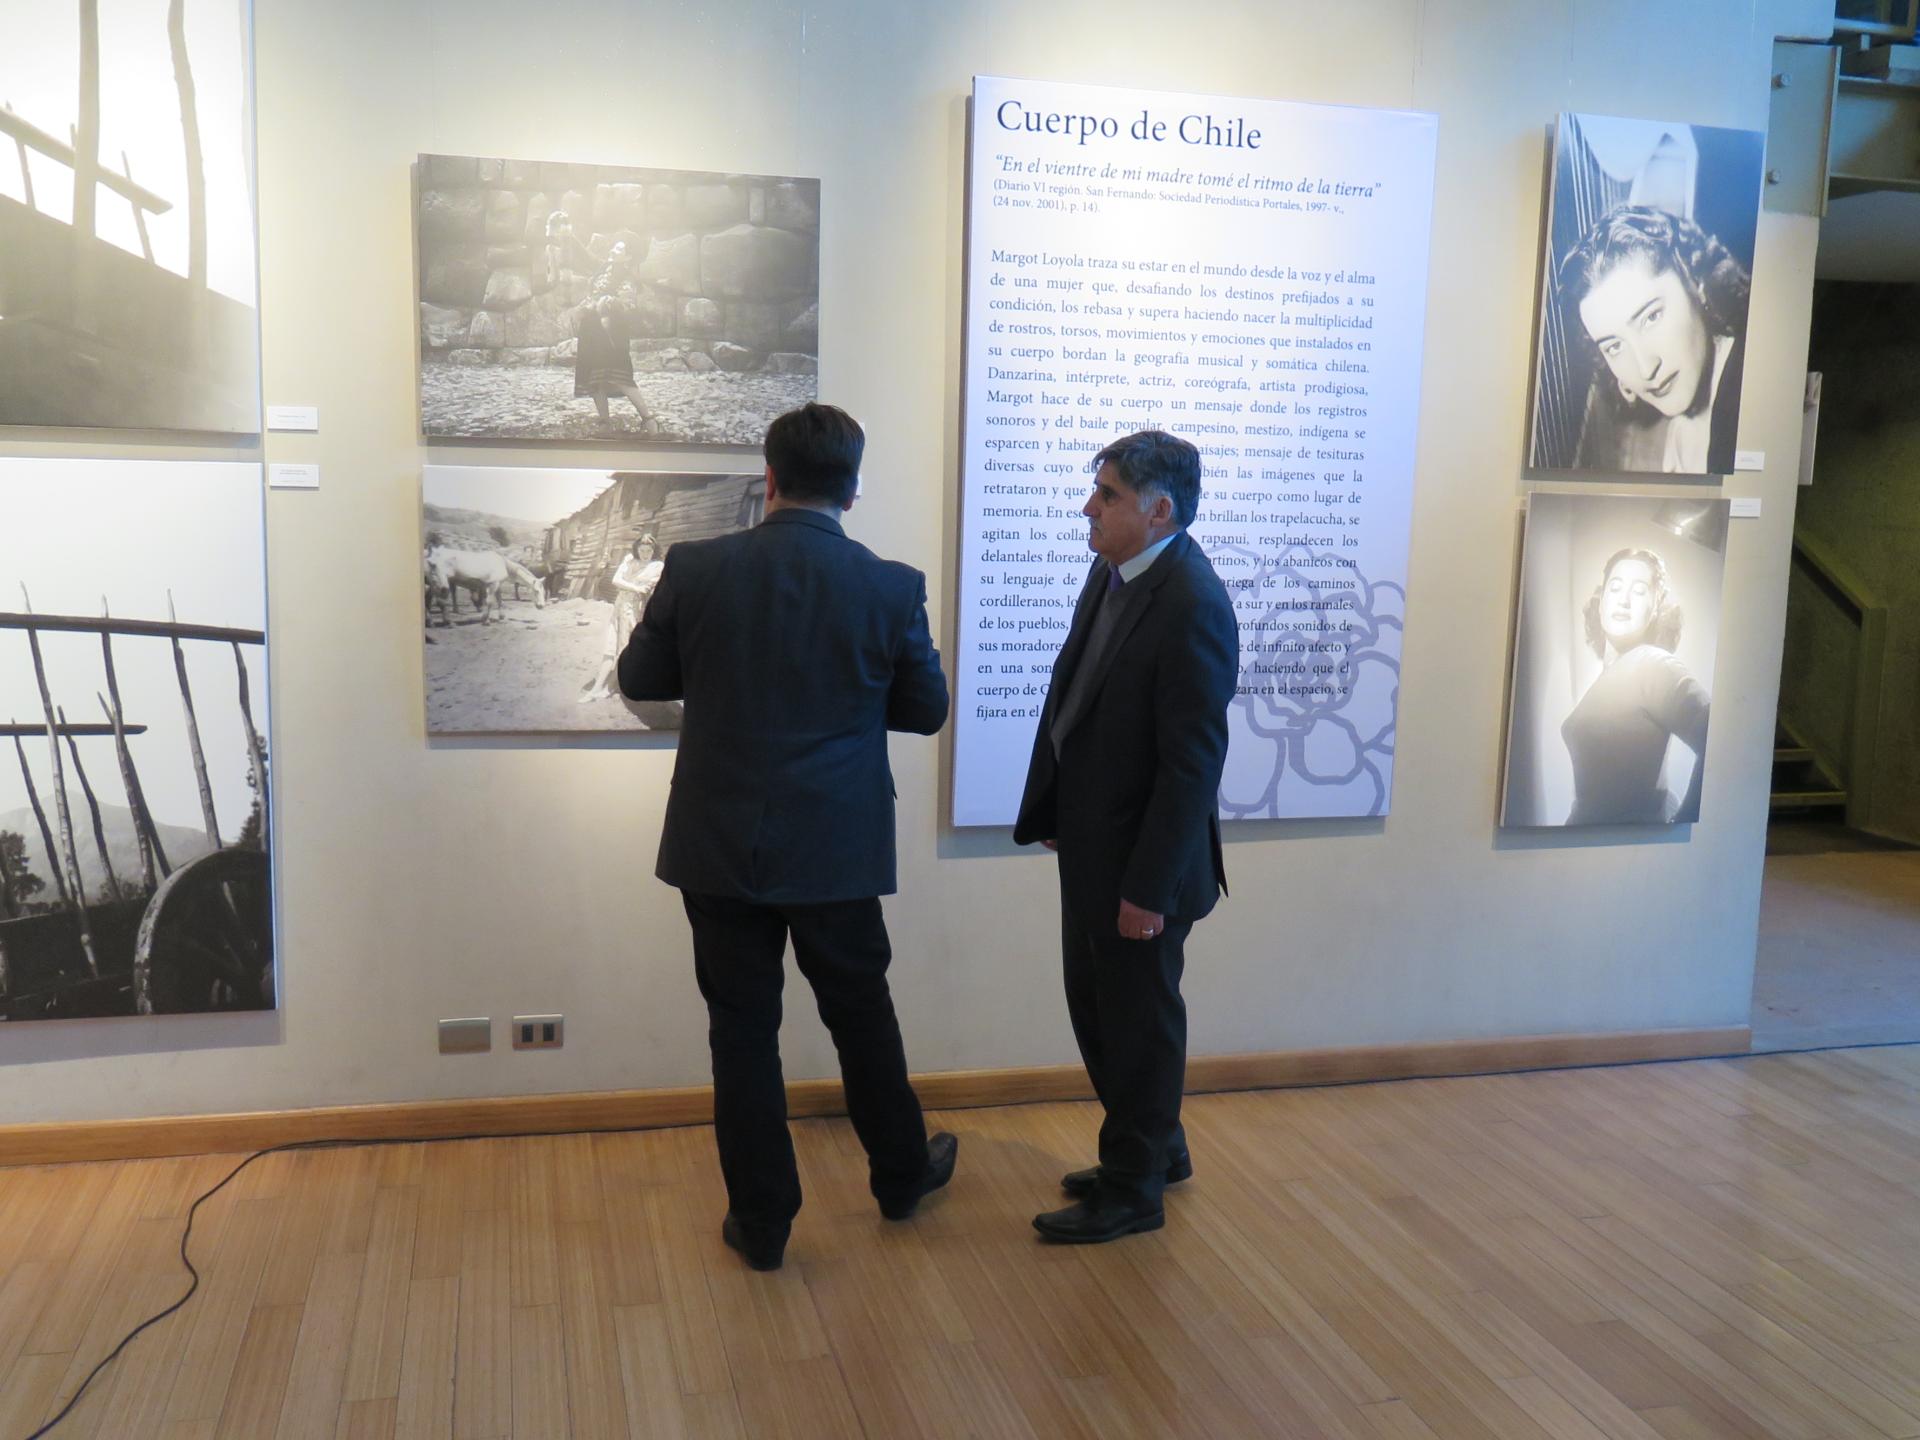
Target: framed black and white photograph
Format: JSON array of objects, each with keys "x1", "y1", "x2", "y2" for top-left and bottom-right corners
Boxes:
[
  {"x1": 0, "y1": 1, "x2": 261, "y2": 433},
  {"x1": 0, "y1": 459, "x2": 271, "y2": 1020},
  {"x1": 422, "y1": 465, "x2": 764, "y2": 733},
  {"x1": 415, "y1": 155, "x2": 819, "y2": 444},
  {"x1": 1528, "y1": 113, "x2": 1764, "y2": 477},
  {"x1": 1501, "y1": 491, "x2": 1729, "y2": 828}
]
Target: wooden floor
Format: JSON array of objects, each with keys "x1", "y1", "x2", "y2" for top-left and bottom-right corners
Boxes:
[
  {"x1": 3, "y1": 1048, "x2": 1920, "y2": 1440},
  {"x1": 1754, "y1": 832, "x2": 1920, "y2": 1051}
]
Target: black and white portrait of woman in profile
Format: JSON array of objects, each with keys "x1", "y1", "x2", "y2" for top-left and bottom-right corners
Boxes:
[
  {"x1": 1529, "y1": 114, "x2": 1765, "y2": 477},
  {"x1": 1501, "y1": 493, "x2": 1730, "y2": 829}
]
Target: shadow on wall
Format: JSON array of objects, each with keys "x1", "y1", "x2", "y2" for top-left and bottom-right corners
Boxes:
[{"x1": 0, "y1": 1007, "x2": 279, "y2": 1070}]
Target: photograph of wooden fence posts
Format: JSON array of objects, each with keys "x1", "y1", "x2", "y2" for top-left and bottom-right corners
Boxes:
[
  {"x1": 0, "y1": 593, "x2": 271, "y2": 1019},
  {"x1": 0, "y1": 457, "x2": 272, "y2": 1023}
]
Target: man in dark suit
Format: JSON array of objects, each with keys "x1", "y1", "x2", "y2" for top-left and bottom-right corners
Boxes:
[
  {"x1": 1013, "y1": 430, "x2": 1238, "y2": 1244},
  {"x1": 619, "y1": 403, "x2": 957, "y2": 1271}
]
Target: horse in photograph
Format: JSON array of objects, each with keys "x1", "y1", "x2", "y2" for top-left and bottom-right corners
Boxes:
[{"x1": 425, "y1": 547, "x2": 545, "y2": 627}]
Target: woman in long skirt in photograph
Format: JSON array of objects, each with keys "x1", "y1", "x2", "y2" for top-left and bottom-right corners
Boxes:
[{"x1": 573, "y1": 242, "x2": 659, "y2": 436}]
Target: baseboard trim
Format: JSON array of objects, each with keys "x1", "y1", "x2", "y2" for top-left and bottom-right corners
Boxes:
[{"x1": 0, "y1": 1024, "x2": 1750, "y2": 1167}]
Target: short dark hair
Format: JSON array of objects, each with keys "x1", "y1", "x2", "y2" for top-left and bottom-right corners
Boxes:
[
  {"x1": 1091, "y1": 430, "x2": 1202, "y2": 527},
  {"x1": 764, "y1": 403, "x2": 864, "y2": 507}
]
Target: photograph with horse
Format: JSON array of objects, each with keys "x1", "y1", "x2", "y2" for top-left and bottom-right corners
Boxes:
[{"x1": 422, "y1": 465, "x2": 763, "y2": 734}]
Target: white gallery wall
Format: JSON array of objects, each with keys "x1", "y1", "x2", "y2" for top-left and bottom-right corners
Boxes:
[{"x1": 1, "y1": 0, "x2": 1832, "y2": 1124}]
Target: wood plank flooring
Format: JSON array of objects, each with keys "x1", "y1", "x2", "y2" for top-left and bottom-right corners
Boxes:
[
  {"x1": 2, "y1": 1046, "x2": 1918, "y2": 1439},
  {"x1": 1753, "y1": 841, "x2": 1920, "y2": 1051}
]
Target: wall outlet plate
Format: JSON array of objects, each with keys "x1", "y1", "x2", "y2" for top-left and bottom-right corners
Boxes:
[
  {"x1": 438, "y1": 1017, "x2": 491, "y2": 1054},
  {"x1": 512, "y1": 1014, "x2": 565, "y2": 1049}
]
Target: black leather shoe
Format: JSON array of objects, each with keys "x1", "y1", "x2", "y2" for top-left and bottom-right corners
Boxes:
[
  {"x1": 1060, "y1": 1151, "x2": 1192, "y2": 1200},
  {"x1": 1032, "y1": 1197, "x2": 1165, "y2": 1244},
  {"x1": 877, "y1": 1131, "x2": 959, "y2": 1220},
  {"x1": 721, "y1": 1213, "x2": 787, "y2": 1272}
]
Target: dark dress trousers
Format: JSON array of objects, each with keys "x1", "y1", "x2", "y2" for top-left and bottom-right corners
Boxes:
[
  {"x1": 619, "y1": 506, "x2": 950, "y2": 1230},
  {"x1": 1013, "y1": 529, "x2": 1238, "y2": 1206}
]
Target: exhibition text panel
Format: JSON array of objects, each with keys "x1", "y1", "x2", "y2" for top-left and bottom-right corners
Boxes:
[{"x1": 954, "y1": 77, "x2": 1439, "y2": 825}]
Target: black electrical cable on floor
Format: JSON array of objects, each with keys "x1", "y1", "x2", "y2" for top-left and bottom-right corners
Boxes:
[
  {"x1": 16, "y1": 1131, "x2": 410, "y2": 1440},
  {"x1": 22, "y1": 1136, "x2": 308, "y2": 1440},
  {"x1": 15, "y1": 1034, "x2": 1918, "y2": 1438},
  {"x1": 13, "y1": 1121, "x2": 675, "y2": 1440}
]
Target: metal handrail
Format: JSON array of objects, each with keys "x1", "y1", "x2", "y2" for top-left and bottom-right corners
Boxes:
[
  {"x1": 1835, "y1": 0, "x2": 1919, "y2": 39},
  {"x1": 1790, "y1": 532, "x2": 1877, "y2": 619}
]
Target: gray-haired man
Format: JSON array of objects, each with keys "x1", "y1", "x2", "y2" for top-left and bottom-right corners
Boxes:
[{"x1": 1012, "y1": 430, "x2": 1239, "y2": 1244}]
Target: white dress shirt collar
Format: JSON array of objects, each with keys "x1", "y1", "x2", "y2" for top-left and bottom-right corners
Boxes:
[{"x1": 1115, "y1": 531, "x2": 1178, "y2": 586}]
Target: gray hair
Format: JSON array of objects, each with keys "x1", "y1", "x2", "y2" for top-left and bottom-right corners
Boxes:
[{"x1": 1091, "y1": 430, "x2": 1202, "y2": 527}]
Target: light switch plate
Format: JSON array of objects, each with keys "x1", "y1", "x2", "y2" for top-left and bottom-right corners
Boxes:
[{"x1": 439, "y1": 1017, "x2": 491, "y2": 1054}]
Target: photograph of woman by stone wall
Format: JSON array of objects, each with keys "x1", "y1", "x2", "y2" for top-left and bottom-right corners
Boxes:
[
  {"x1": 423, "y1": 465, "x2": 763, "y2": 732},
  {"x1": 415, "y1": 155, "x2": 819, "y2": 444}
]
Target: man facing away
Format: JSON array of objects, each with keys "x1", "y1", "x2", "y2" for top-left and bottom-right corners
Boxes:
[
  {"x1": 1013, "y1": 430, "x2": 1239, "y2": 1244},
  {"x1": 619, "y1": 402, "x2": 957, "y2": 1271}
]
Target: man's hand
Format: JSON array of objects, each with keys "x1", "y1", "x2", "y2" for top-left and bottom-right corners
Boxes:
[
  {"x1": 1118, "y1": 898, "x2": 1164, "y2": 942},
  {"x1": 1041, "y1": 839, "x2": 1058, "y2": 851}
]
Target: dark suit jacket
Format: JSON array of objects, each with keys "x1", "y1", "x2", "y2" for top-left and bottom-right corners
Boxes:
[
  {"x1": 1012, "y1": 530, "x2": 1238, "y2": 928},
  {"x1": 619, "y1": 507, "x2": 949, "y2": 904}
]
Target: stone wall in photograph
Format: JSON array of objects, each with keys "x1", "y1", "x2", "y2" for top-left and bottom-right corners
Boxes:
[{"x1": 416, "y1": 155, "x2": 819, "y2": 377}]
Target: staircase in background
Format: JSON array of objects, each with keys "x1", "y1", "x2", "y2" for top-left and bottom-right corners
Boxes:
[
  {"x1": 1773, "y1": 534, "x2": 1889, "y2": 830},
  {"x1": 1771, "y1": 717, "x2": 1850, "y2": 815}
]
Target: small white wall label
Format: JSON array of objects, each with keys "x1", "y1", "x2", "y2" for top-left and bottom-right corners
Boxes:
[
  {"x1": 269, "y1": 463, "x2": 320, "y2": 490},
  {"x1": 1734, "y1": 450, "x2": 1765, "y2": 471},
  {"x1": 1729, "y1": 496, "x2": 1763, "y2": 518},
  {"x1": 266, "y1": 404, "x2": 320, "y2": 431}
]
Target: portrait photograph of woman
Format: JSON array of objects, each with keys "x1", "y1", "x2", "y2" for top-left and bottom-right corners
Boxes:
[
  {"x1": 1528, "y1": 113, "x2": 1764, "y2": 477},
  {"x1": 1501, "y1": 492, "x2": 1730, "y2": 828}
]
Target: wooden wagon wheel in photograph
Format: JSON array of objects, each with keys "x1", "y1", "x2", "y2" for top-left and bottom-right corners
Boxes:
[{"x1": 133, "y1": 848, "x2": 273, "y2": 1015}]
